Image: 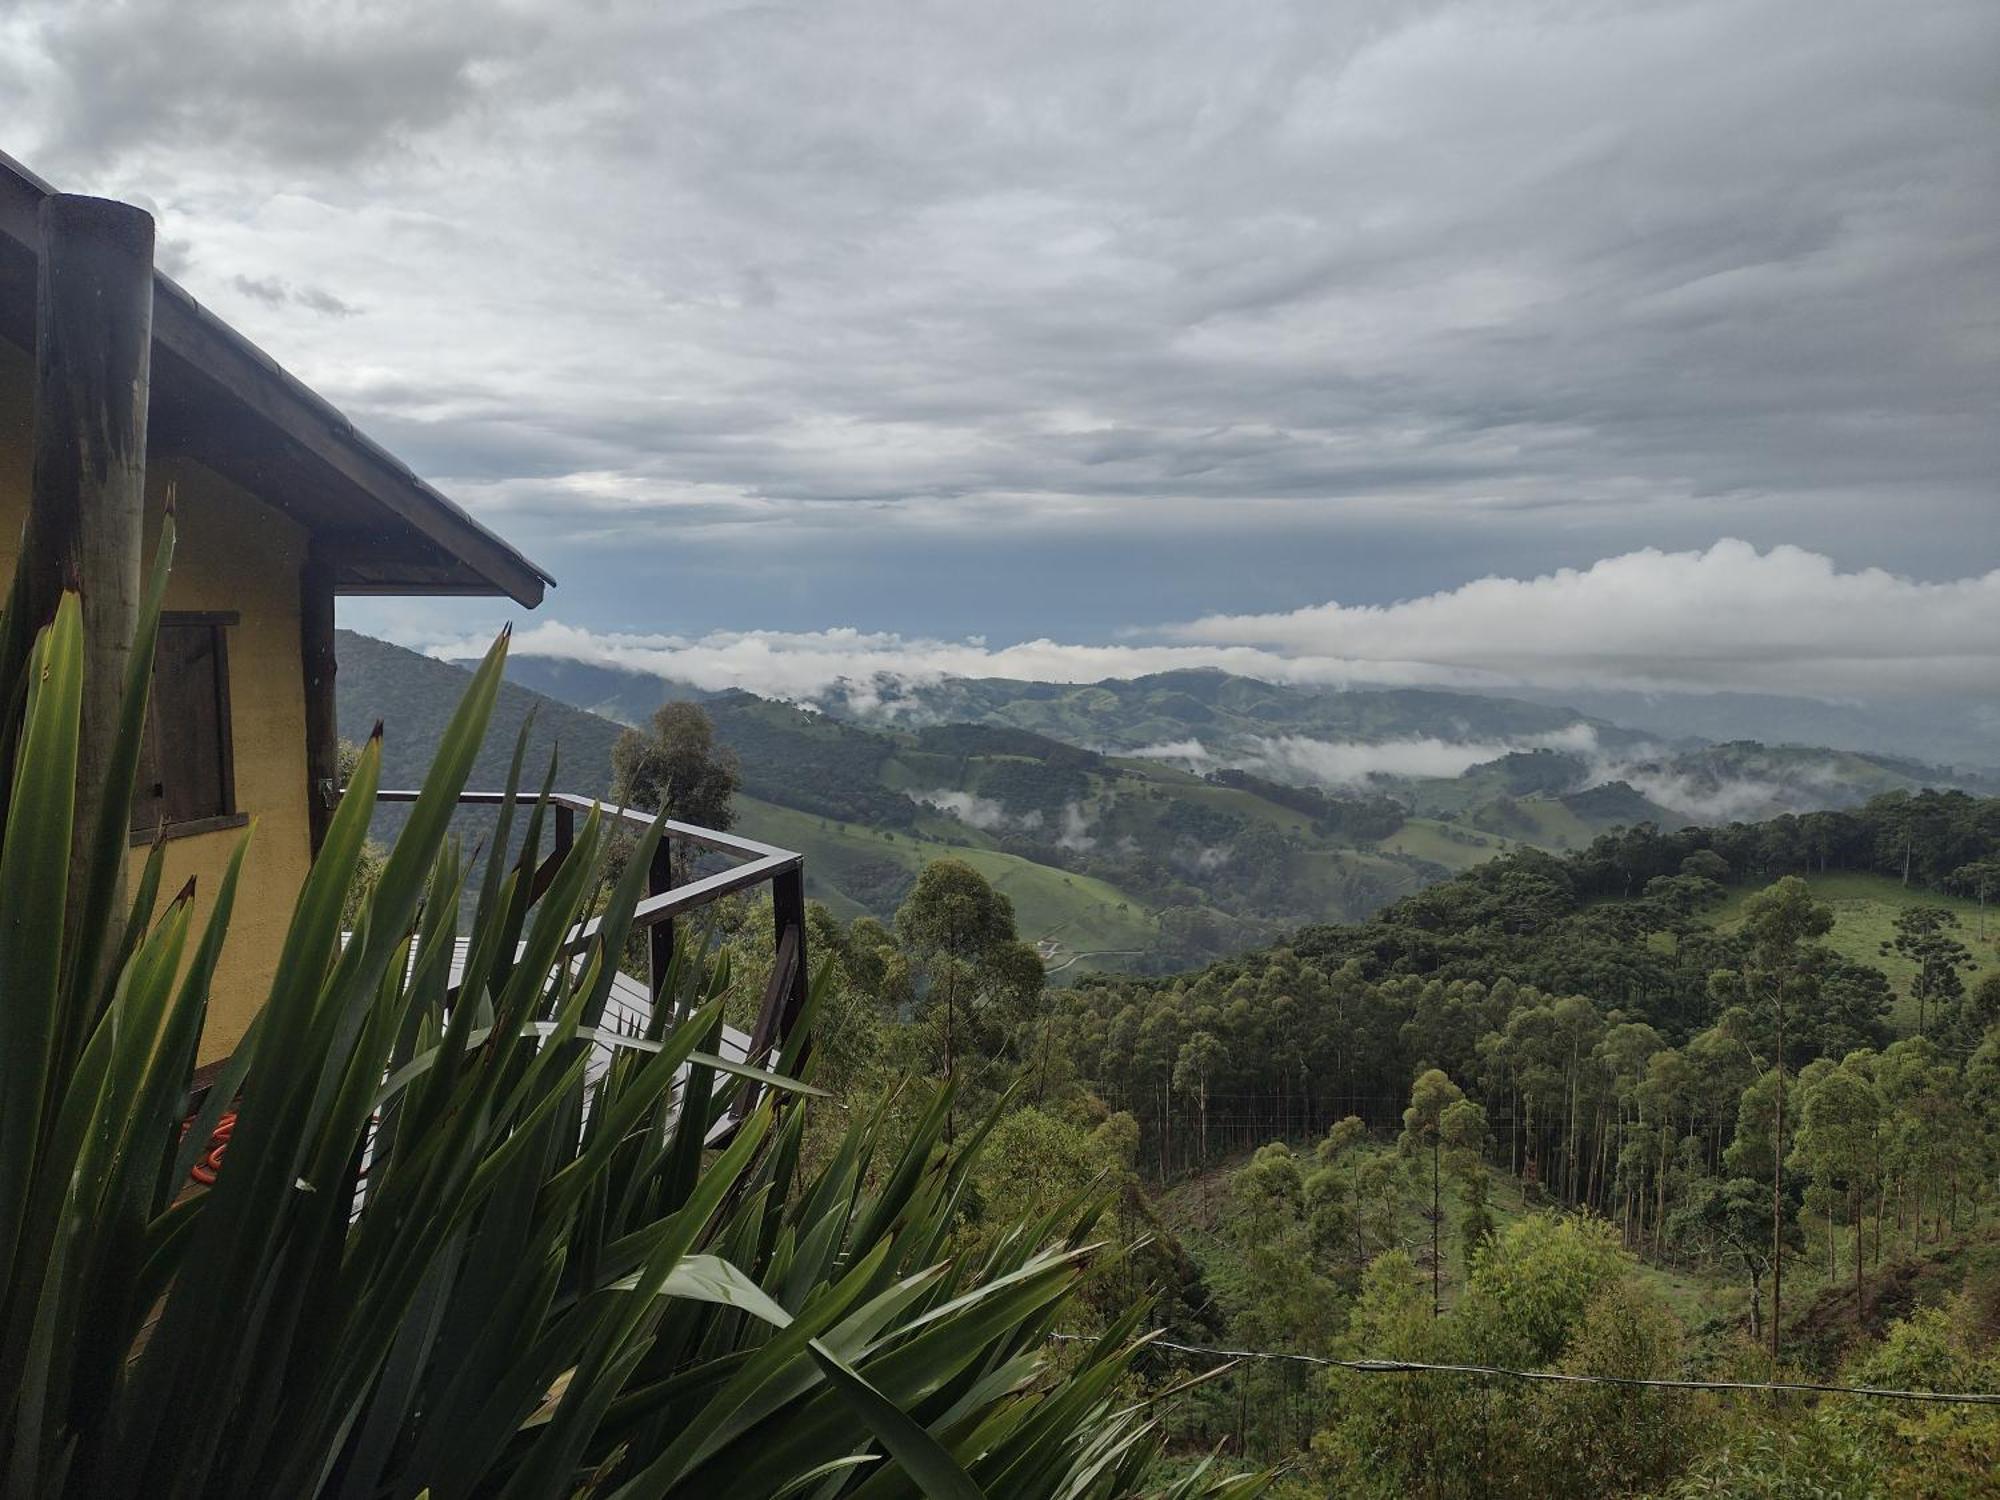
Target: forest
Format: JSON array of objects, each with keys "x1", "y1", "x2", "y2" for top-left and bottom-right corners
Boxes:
[
  {"x1": 343, "y1": 649, "x2": 2000, "y2": 1492},
  {"x1": 722, "y1": 782, "x2": 2000, "y2": 1495}
]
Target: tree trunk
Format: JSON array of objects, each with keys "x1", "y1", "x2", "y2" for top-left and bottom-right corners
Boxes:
[
  {"x1": 1655, "y1": 1136, "x2": 1669, "y2": 1257},
  {"x1": 1771, "y1": 988, "x2": 1785, "y2": 1370},
  {"x1": 1431, "y1": 1136, "x2": 1442, "y2": 1316},
  {"x1": 1853, "y1": 1185, "x2": 1865, "y2": 1320}
]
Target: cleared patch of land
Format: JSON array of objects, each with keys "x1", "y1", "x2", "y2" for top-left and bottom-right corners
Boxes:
[
  {"x1": 1706, "y1": 871, "x2": 1995, "y2": 1030},
  {"x1": 1373, "y1": 816, "x2": 1520, "y2": 872},
  {"x1": 731, "y1": 795, "x2": 1161, "y2": 968}
]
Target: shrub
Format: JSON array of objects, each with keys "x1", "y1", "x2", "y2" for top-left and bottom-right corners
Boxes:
[{"x1": 0, "y1": 529, "x2": 1262, "y2": 1498}]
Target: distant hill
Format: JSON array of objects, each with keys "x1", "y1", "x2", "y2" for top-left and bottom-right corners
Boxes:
[
  {"x1": 336, "y1": 630, "x2": 624, "y2": 801},
  {"x1": 1506, "y1": 683, "x2": 2000, "y2": 772},
  {"x1": 338, "y1": 633, "x2": 1171, "y2": 974},
  {"x1": 342, "y1": 638, "x2": 1511, "y2": 968},
  {"x1": 484, "y1": 653, "x2": 712, "y2": 727},
  {"x1": 817, "y1": 668, "x2": 1648, "y2": 753},
  {"x1": 347, "y1": 634, "x2": 1990, "y2": 971}
]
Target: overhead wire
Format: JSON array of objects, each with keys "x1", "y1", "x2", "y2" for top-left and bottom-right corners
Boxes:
[{"x1": 1048, "y1": 1333, "x2": 2000, "y2": 1406}]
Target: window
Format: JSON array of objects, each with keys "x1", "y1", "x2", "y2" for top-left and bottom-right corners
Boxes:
[{"x1": 131, "y1": 611, "x2": 243, "y2": 842}]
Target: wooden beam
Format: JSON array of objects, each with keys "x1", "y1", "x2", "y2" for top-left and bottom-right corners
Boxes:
[
  {"x1": 10, "y1": 195, "x2": 154, "y2": 958},
  {"x1": 300, "y1": 544, "x2": 339, "y2": 856}
]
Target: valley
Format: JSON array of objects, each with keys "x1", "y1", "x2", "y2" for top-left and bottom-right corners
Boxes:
[{"x1": 342, "y1": 631, "x2": 1997, "y2": 978}]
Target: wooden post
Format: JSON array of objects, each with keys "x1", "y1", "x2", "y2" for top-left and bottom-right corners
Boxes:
[
  {"x1": 771, "y1": 863, "x2": 809, "y2": 1060},
  {"x1": 300, "y1": 543, "x2": 339, "y2": 856},
  {"x1": 730, "y1": 868, "x2": 808, "y2": 1123},
  {"x1": 16, "y1": 195, "x2": 154, "y2": 940},
  {"x1": 647, "y1": 834, "x2": 675, "y2": 1017},
  {"x1": 524, "y1": 804, "x2": 575, "y2": 906}
]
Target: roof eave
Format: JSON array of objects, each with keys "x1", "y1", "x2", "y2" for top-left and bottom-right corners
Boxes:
[{"x1": 0, "y1": 150, "x2": 553, "y2": 609}]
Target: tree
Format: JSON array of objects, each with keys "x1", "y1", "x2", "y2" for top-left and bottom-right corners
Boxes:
[
  {"x1": 1715, "y1": 875, "x2": 1832, "y2": 1366},
  {"x1": 1401, "y1": 1069, "x2": 1467, "y2": 1315},
  {"x1": 895, "y1": 860, "x2": 1042, "y2": 1134},
  {"x1": 1790, "y1": 1056, "x2": 1882, "y2": 1317},
  {"x1": 1314, "y1": 1116, "x2": 1376, "y2": 1269},
  {"x1": 1441, "y1": 1096, "x2": 1495, "y2": 1263},
  {"x1": 1948, "y1": 860, "x2": 2000, "y2": 939},
  {"x1": 610, "y1": 700, "x2": 739, "y2": 879},
  {"x1": 1672, "y1": 1177, "x2": 1803, "y2": 1346},
  {"x1": 1174, "y1": 1029, "x2": 1227, "y2": 1165},
  {"x1": 1884, "y1": 906, "x2": 1970, "y2": 1040}
]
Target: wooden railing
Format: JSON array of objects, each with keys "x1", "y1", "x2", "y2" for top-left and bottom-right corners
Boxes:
[{"x1": 373, "y1": 790, "x2": 811, "y2": 1105}]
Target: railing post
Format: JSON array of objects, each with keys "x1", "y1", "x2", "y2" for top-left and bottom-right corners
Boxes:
[
  {"x1": 526, "y1": 803, "x2": 575, "y2": 906},
  {"x1": 647, "y1": 832, "x2": 675, "y2": 1019},
  {"x1": 731, "y1": 863, "x2": 808, "y2": 1123},
  {"x1": 771, "y1": 863, "x2": 809, "y2": 1061}
]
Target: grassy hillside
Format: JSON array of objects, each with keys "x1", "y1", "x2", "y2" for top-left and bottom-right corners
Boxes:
[
  {"x1": 731, "y1": 797, "x2": 1161, "y2": 963},
  {"x1": 336, "y1": 630, "x2": 624, "y2": 799},
  {"x1": 818, "y1": 667, "x2": 1643, "y2": 753},
  {"x1": 337, "y1": 631, "x2": 1165, "y2": 975},
  {"x1": 362, "y1": 634, "x2": 1921, "y2": 973},
  {"x1": 1706, "y1": 870, "x2": 1996, "y2": 1027},
  {"x1": 1374, "y1": 816, "x2": 1521, "y2": 871}
]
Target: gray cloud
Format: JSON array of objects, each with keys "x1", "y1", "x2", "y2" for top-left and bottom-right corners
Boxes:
[
  {"x1": 230, "y1": 274, "x2": 359, "y2": 318},
  {"x1": 13, "y1": 0, "x2": 533, "y2": 168},
  {"x1": 414, "y1": 541, "x2": 2000, "y2": 703},
  {"x1": 4, "y1": 0, "x2": 1994, "y2": 653}
]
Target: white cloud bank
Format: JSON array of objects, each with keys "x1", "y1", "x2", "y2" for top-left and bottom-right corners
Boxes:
[
  {"x1": 1167, "y1": 541, "x2": 2000, "y2": 700},
  {"x1": 909, "y1": 789, "x2": 1036, "y2": 833},
  {"x1": 1242, "y1": 727, "x2": 1602, "y2": 787},
  {"x1": 423, "y1": 542, "x2": 2000, "y2": 706}
]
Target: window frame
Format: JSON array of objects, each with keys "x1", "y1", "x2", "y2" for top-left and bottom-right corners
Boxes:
[{"x1": 128, "y1": 609, "x2": 247, "y2": 847}]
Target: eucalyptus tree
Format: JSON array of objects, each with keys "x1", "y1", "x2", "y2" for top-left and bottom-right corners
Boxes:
[
  {"x1": 895, "y1": 859, "x2": 1043, "y2": 1134},
  {"x1": 1948, "y1": 860, "x2": 2000, "y2": 939},
  {"x1": 1791, "y1": 1055, "x2": 1884, "y2": 1314},
  {"x1": 1876, "y1": 1037, "x2": 1973, "y2": 1248},
  {"x1": 1400, "y1": 1069, "x2": 1468, "y2": 1314},
  {"x1": 1596, "y1": 1021, "x2": 1664, "y2": 1236},
  {"x1": 1710, "y1": 876, "x2": 1833, "y2": 1365},
  {"x1": 1440, "y1": 1096, "x2": 1495, "y2": 1262},
  {"x1": 1173, "y1": 1029, "x2": 1227, "y2": 1166},
  {"x1": 1635, "y1": 1047, "x2": 1697, "y2": 1251}
]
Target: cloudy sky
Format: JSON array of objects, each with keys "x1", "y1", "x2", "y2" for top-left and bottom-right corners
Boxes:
[{"x1": 4, "y1": 0, "x2": 1995, "y2": 706}]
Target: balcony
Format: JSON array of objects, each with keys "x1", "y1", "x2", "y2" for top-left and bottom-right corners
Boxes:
[{"x1": 368, "y1": 789, "x2": 811, "y2": 1121}]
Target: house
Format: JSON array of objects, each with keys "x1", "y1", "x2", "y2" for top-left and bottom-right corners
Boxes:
[{"x1": 0, "y1": 151, "x2": 553, "y2": 1062}]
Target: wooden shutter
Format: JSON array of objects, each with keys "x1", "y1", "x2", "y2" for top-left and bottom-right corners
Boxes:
[{"x1": 131, "y1": 614, "x2": 238, "y2": 838}]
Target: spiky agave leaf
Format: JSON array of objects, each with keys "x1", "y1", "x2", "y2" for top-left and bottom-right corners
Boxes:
[{"x1": 0, "y1": 573, "x2": 1260, "y2": 1500}]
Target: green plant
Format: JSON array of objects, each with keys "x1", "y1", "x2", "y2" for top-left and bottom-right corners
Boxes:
[{"x1": 0, "y1": 532, "x2": 1262, "y2": 1498}]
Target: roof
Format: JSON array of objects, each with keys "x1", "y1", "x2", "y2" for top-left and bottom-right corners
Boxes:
[{"x1": 0, "y1": 151, "x2": 552, "y2": 607}]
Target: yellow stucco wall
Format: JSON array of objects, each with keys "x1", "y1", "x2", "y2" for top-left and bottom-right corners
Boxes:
[{"x1": 0, "y1": 337, "x2": 315, "y2": 1063}]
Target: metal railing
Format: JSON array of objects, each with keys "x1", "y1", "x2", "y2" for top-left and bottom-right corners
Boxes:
[{"x1": 373, "y1": 790, "x2": 811, "y2": 1106}]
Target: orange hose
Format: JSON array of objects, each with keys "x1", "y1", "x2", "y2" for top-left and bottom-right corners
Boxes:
[{"x1": 183, "y1": 1110, "x2": 236, "y2": 1186}]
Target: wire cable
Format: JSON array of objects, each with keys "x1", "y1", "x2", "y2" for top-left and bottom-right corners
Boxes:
[{"x1": 1048, "y1": 1334, "x2": 2000, "y2": 1406}]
